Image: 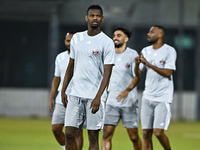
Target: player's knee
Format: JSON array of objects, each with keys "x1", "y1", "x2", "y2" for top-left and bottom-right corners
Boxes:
[
  {"x1": 153, "y1": 129, "x2": 163, "y2": 139},
  {"x1": 52, "y1": 125, "x2": 61, "y2": 135},
  {"x1": 75, "y1": 130, "x2": 83, "y2": 139},
  {"x1": 89, "y1": 137, "x2": 98, "y2": 146},
  {"x1": 65, "y1": 129, "x2": 76, "y2": 141},
  {"x1": 103, "y1": 128, "x2": 112, "y2": 140},
  {"x1": 143, "y1": 130, "x2": 152, "y2": 140},
  {"x1": 88, "y1": 131, "x2": 99, "y2": 145},
  {"x1": 129, "y1": 134, "x2": 139, "y2": 143}
]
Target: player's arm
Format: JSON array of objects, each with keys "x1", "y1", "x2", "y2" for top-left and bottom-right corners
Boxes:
[
  {"x1": 134, "y1": 55, "x2": 142, "y2": 77},
  {"x1": 117, "y1": 75, "x2": 140, "y2": 102},
  {"x1": 140, "y1": 53, "x2": 173, "y2": 78},
  {"x1": 146, "y1": 64, "x2": 173, "y2": 78},
  {"x1": 49, "y1": 76, "x2": 60, "y2": 114},
  {"x1": 61, "y1": 58, "x2": 74, "y2": 108},
  {"x1": 90, "y1": 64, "x2": 113, "y2": 114}
]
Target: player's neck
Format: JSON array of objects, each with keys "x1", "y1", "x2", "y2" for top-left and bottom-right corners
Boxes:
[
  {"x1": 115, "y1": 44, "x2": 127, "y2": 54},
  {"x1": 152, "y1": 41, "x2": 164, "y2": 50},
  {"x1": 87, "y1": 27, "x2": 101, "y2": 36}
]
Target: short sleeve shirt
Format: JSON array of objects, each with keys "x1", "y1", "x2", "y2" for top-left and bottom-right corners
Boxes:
[
  {"x1": 139, "y1": 44, "x2": 177, "y2": 103},
  {"x1": 106, "y1": 47, "x2": 139, "y2": 107},
  {"x1": 54, "y1": 51, "x2": 70, "y2": 104},
  {"x1": 69, "y1": 31, "x2": 115, "y2": 99}
]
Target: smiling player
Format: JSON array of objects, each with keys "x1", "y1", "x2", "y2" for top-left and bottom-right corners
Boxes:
[{"x1": 102, "y1": 27, "x2": 142, "y2": 150}]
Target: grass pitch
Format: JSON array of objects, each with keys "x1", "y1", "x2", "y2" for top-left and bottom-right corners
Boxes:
[{"x1": 0, "y1": 117, "x2": 200, "y2": 150}]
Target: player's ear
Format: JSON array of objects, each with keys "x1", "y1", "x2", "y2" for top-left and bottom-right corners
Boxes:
[
  {"x1": 125, "y1": 36, "x2": 129, "y2": 43},
  {"x1": 101, "y1": 16, "x2": 104, "y2": 22},
  {"x1": 158, "y1": 33, "x2": 162, "y2": 38},
  {"x1": 85, "y1": 15, "x2": 88, "y2": 22}
]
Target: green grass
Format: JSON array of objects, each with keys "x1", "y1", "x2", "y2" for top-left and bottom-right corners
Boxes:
[{"x1": 0, "y1": 117, "x2": 200, "y2": 150}]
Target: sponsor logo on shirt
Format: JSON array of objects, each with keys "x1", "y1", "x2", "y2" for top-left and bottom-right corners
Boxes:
[
  {"x1": 125, "y1": 63, "x2": 130, "y2": 68},
  {"x1": 92, "y1": 49, "x2": 99, "y2": 55},
  {"x1": 159, "y1": 59, "x2": 166, "y2": 64}
]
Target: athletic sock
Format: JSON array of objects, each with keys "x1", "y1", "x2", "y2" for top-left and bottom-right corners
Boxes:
[{"x1": 61, "y1": 145, "x2": 65, "y2": 150}]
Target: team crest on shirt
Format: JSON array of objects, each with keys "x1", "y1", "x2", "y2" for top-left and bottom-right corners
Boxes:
[
  {"x1": 125, "y1": 63, "x2": 130, "y2": 68},
  {"x1": 159, "y1": 59, "x2": 166, "y2": 64},
  {"x1": 92, "y1": 49, "x2": 99, "y2": 55}
]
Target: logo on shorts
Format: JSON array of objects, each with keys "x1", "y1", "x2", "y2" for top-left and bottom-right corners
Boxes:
[
  {"x1": 133, "y1": 122, "x2": 138, "y2": 127},
  {"x1": 92, "y1": 49, "x2": 99, "y2": 55},
  {"x1": 159, "y1": 122, "x2": 164, "y2": 126},
  {"x1": 125, "y1": 63, "x2": 130, "y2": 68}
]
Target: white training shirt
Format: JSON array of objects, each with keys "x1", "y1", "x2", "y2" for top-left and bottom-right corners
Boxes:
[
  {"x1": 54, "y1": 51, "x2": 70, "y2": 104},
  {"x1": 69, "y1": 31, "x2": 115, "y2": 100},
  {"x1": 106, "y1": 47, "x2": 139, "y2": 107},
  {"x1": 139, "y1": 44, "x2": 177, "y2": 103}
]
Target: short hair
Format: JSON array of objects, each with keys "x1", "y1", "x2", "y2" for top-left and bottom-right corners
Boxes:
[
  {"x1": 113, "y1": 27, "x2": 132, "y2": 39},
  {"x1": 86, "y1": 5, "x2": 103, "y2": 15},
  {"x1": 66, "y1": 31, "x2": 76, "y2": 36},
  {"x1": 153, "y1": 25, "x2": 165, "y2": 36}
]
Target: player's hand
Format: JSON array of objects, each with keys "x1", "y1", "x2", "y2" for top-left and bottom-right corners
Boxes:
[
  {"x1": 135, "y1": 56, "x2": 141, "y2": 66},
  {"x1": 117, "y1": 90, "x2": 129, "y2": 102},
  {"x1": 140, "y1": 53, "x2": 150, "y2": 67},
  {"x1": 61, "y1": 93, "x2": 68, "y2": 108},
  {"x1": 89, "y1": 97, "x2": 100, "y2": 114},
  {"x1": 49, "y1": 98, "x2": 55, "y2": 114}
]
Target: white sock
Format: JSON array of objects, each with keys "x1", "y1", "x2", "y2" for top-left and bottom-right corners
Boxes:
[{"x1": 61, "y1": 145, "x2": 65, "y2": 150}]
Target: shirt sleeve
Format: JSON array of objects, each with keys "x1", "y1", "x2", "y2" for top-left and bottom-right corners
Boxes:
[
  {"x1": 165, "y1": 47, "x2": 177, "y2": 71},
  {"x1": 70, "y1": 35, "x2": 75, "y2": 59},
  {"x1": 103, "y1": 40, "x2": 115, "y2": 65},
  {"x1": 54, "y1": 55, "x2": 60, "y2": 77}
]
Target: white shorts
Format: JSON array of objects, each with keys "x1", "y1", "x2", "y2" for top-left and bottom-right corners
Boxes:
[
  {"x1": 104, "y1": 104, "x2": 139, "y2": 128},
  {"x1": 52, "y1": 103, "x2": 66, "y2": 125},
  {"x1": 141, "y1": 98, "x2": 171, "y2": 130},
  {"x1": 65, "y1": 95, "x2": 105, "y2": 131}
]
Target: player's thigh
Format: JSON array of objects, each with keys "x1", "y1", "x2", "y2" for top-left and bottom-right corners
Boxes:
[
  {"x1": 104, "y1": 104, "x2": 120, "y2": 126},
  {"x1": 86, "y1": 99, "x2": 104, "y2": 131},
  {"x1": 52, "y1": 103, "x2": 66, "y2": 125},
  {"x1": 65, "y1": 96, "x2": 85, "y2": 129},
  {"x1": 52, "y1": 124, "x2": 64, "y2": 133},
  {"x1": 88, "y1": 130, "x2": 99, "y2": 143},
  {"x1": 141, "y1": 98, "x2": 154, "y2": 129},
  {"x1": 101, "y1": 101, "x2": 106, "y2": 126},
  {"x1": 103, "y1": 125, "x2": 116, "y2": 139},
  {"x1": 121, "y1": 106, "x2": 139, "y2": 128},
  {"x1": 154, "y1": 102, "x2": 171, "y2": 130}
]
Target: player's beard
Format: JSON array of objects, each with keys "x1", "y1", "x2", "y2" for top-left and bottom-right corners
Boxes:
[
  {"x1": 115, "y1": 43, "x2": 123, "y2": 48},
  {"x1": 67, "y1": 46, "x2": 70, "y2": 51},
  {"x1": 148, "y1": 38, "x2": 158, "y2": 45},
  {"x1": 91, "y1": 25, "x2": 99, "y2": 29},
  {"x1": 90, "y1": 20, "x2": 100, "y2": 29}
]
